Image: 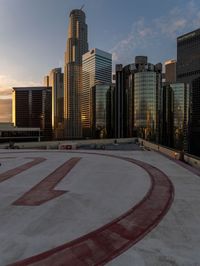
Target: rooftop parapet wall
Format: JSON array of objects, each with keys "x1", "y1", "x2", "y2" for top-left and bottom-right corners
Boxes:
[{"x1": 139, "y1": 138, "x2": 200, "y2": 169}]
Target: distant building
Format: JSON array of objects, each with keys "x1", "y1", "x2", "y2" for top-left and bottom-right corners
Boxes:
[
  {"x1": 48, "y1": 68, "x2": 64, "y2": 139},
  {"x1": 161, "y1": 84, "x2": 174, "y2": 148},
  {"x1": 177, "y1": 28, "x2": 200, "y2": 156},
  {"x1": 12, "y1": 87, "x2": 52, "y2": 140},
  {"x1": 115, "y1": 64, "x2": 125, "y2": 138},
  {"x1": 172, "y1": 83, "x2": 189, "y2": 151},
  {"x1": 115, "y1": 56, "x2": 162, "y2": 141},
  {"x1": 161, "y1": 83, "x2": 189, "y2": 151},
  {"x1": 64, "y1": 9, "x2": 88, "y2": 139},
  {"x1": 44, "y1": 75, "x2": 49, "y2": 87},
  {"x1": 92, "y1": 83, "x2": 114, "y2": 138},
  {"x1": 165, "y1": 60, "x2": 176, "y2": 83},
  {"x1": 82, "y1": 48, "x2": 112, "y2": 137},
  {"x1": 0, "y1": 123, "x2": 40, "y2": 143}
]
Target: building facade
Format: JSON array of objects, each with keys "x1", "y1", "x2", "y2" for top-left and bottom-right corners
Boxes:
[
  {"x1": 12, "y1": 87, "x2": 52, "y2": 140},
  {"x1": 64, "y1": 9, "x2": 88, "y2": 139},
  {"x1": 177, "y1": 28, "x2": 200, "y2": 156},
  {"x1": 161, "y1": 83, "x2": 189, "y2": 151},
  {"x1": 82, "y1": 48, "x2": 112, "y2": 137},
  {"x1": 0, "y1": 123, "x2": 40, "y2": 143},
  {"x1": 115, "y1": 56, "x2": 162, "y2": 141},
  {"x1": 115, "y1": 64, "x2": 124, "y2": 138},
  {"x1": 171, "y1": 83, "x2": 189, "y2": 151},
  {"x1": 92, "y1": 84, "x2": 114, "y2": 138},
  {"x1": 48, "y1": 68, "x2": 64, "y2": 139},
  {"x1": 161, "y1": 84, "x2": 174, "y2": 148},
  {"x1": 165, "y1": 59, "x2": 176, "y2": 83}
]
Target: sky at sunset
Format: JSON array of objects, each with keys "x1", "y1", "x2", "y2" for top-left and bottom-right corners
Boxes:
[{"x1": 0, "y1": 0, "x2": 200, "y2": 121}]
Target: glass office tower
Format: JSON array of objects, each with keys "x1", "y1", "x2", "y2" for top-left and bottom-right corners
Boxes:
[
  {"x1": 64, "y1": 9, "x2": 88, "y2": 139},
  {"x1": 82, "y1": 48, "x2": 112, "y2": 137},
  {"x1": 171, "y1": 83, "x2": 189, "y2": 150},
  {"x1": 115, "y1": 56, "x2": 162, "y2": 141},
  {"x1": 161, "y1": 83, "x2": 189, "y2": 151},
  {"x1": 92, "y1": 84, "x2": 114, "y2": 138},
  {"x1": 177, "y1": 28, "x2": 200, "y2": 156},
  {"x1": 134, "y1": 71, "x2": 158, "y2": 140}
]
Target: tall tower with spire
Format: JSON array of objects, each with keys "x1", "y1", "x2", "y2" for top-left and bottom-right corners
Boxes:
[{"x1": 64, "y1": 9, "x2": 88, "y2": 139}]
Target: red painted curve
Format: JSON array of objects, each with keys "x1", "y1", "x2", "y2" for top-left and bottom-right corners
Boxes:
[
  {"x1": 9, "y1": 153, "x2": 174, "y2": 266},
  {"x1": 0, "y1": 157, "x2": 46, "y2": 183}
]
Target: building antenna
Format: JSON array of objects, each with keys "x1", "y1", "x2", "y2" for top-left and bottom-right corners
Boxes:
[{"x1": 80, "y1": 4, "x2": 85, "y2": 10}]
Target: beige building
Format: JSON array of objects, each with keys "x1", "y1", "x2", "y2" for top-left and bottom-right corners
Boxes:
[
  {"x1": 165, "y1": 59, "x2": 176, "y2": 83},
  {"x1": 64, "y1": 9, "x2": 88, "y2": 139}
]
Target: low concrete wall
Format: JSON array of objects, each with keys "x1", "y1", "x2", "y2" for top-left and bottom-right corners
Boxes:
[
  {"x1": 184, "y1": 154, "x2": 200, "y2": 169},
  {"x1": 138, "y1": 139, "x2": 181, "y2": 159},
  {"x1": 0, "y1": 138, "x2": 137, "y2": 150},
  {"x1": 139, "y1": 138, "x2": 200, "y2": 169}
]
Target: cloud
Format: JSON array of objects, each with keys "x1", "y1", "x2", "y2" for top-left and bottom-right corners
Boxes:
[
  {"x1": 110, "y1": 18, "x2": 153, "y2": 64},
  {"x1": 0, "y1": 75, "x2": 41, "y2": 99},
  {"x1": 0, "y1": 98, "x2": 12, "y2": 122},
  {"x1": 111, "y1": 0, "x2": 200, "y2": 65}
]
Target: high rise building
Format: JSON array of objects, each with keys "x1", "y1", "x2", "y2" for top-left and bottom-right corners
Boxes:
[
  {"x1": 161, "y1": 83, "x2": 189, "y2": 151},
  {"x1": 82, "y1": 48, "x2": 112, "y2": 137},
  {"x1": 171, "y1": 83, "x2": 189, "y2": 150},
  {"x1": 177, "y1": 28, "x2": 200, "y2": 156},
  {"x1": 12, "y1": 87, "x2": 52, "y2": 140},
  {"x1": 115, "y1": 64, "x2": 124, "y2": 138},
  {"x1": 92, "y1": 83, "x2": 114, "y2": 138},
  {"x1": 115, "y1": 56, "x2": 162, "y2": 141},
  {"x1": 134, "y1": 57, "x2": 162, "y2": 141},
  {"x1": 48, "y1": 68, "x2": 64, "y2": 139},
  {"x1": 64, "y1": 9, "x2": 88, "y2": 139},
  {"x1": 165, "y1": 60, "x2": 176, "y2": 83},
  {"x1": 161, "y1": 84, "x2": 174, "y2": 147}
]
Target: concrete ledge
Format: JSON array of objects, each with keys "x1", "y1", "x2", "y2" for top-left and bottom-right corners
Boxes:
[
  {"x1": 184, "y1": 153, "x2": 200, "y2": 169},
  {"x1": 138, "y1": 138, "x2": 200, "y2": 170},
  {"x1": 138, "y1": 139, "x2": 180, "y2": 159},
  {"x1": 0, "y1": 138, "x2": 137, "y2": 150}
]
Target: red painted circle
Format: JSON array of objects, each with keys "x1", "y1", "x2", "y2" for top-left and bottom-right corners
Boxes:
[{"x1": 8, "y1": 152, "x2": 174, "y2": 266}]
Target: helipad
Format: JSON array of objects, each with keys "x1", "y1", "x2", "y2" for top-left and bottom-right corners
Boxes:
[{"x1": 0, "y1": 149, "x2": 199, "y2": 265}]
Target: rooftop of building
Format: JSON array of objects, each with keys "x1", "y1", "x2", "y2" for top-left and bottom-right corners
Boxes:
[
  {"x1": 82, "y1": 48, "x2": 112, "y2": 61},
  {"x1": 165, "y1": 59, "x2": 177, "y2": 65},
  {"x1": 0, "y1": 122, "x2": 40, "y2": 131},
  {"x1": 0, "y1": 144, "x2": 200, "y2": 265},
  {"x1": 177, "y1": 27, "x2": 200, "y2": 41},
  {"x1": 12, "y1": 86, "x2": 52, "y2": 91}
]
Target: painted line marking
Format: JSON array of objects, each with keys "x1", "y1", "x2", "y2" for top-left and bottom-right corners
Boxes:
[
  {"x1": 0, "y1": 157, "x2": 46, "y2": 183},
  {"x1": 9, "y1": 152, "x2": 174, "y2": 266},
  {"x1": 13, "y1": 157, "x2": 81, "y2": 206},
  {"x1": 0, "y1": 157, "x2": 16, "y2": 159}
]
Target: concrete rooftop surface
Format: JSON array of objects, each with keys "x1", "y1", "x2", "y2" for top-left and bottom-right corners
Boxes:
[{"x1": 0, "y1": 149, "x2": 199, "y2": 266}]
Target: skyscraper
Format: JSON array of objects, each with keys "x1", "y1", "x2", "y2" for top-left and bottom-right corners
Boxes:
[
  {"x1": 161, "y1": 83, "x2": 189, "y2": 150},
  {"x1": 92, "y1": 83, "x2": 114, "y2": 138},
  {"x1": 115, "y1": 56, "x2": 162, "y2": 141},
  {"x1": 177, "y1": 28, "x2": 200, "y2": 156},
  {"x1": 64, "y1": 9, "x2": 88, "y2": 139},
  {"x1": 48, "y1": 68, "x2": 64, "y2": 139},
  {"x1": 115, "y1": 64, "x2": 124, "y2": 138},
  {"x1": 134, "y1": 57, "x2": 162, "y2": 141},
  {"x1": 82, "y1": 48, "x2": 112, "y2": 137}
]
